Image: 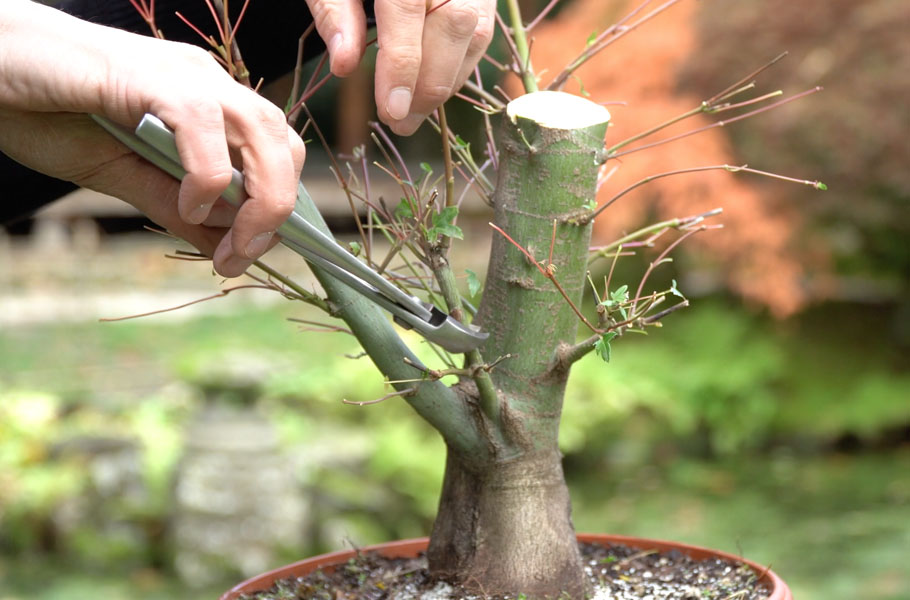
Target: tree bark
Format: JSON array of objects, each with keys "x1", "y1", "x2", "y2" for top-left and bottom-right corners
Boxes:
[
  {"x1": 428, "y1": 449, "x2": 585, "y2": 598},
  {"x1": 427, "y1": 92, "x2": 611, "y2": 598}
]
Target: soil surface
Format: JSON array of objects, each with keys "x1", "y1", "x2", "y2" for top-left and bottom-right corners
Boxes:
[{"x1": 241, "y1": 542, "x2": 771, "y2": 599}]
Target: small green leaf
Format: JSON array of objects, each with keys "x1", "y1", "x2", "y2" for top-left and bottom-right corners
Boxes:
[
  {"x1": 586, "y1": 31, "x2": 598, "y2": 47},
  {"x1": 420, "y1": 162, "x2": 433, "y2": 175},
  {"x1": 454, "y1": 134, "x2": 469, "y2": 150},
  {"x1": 427, "y1": 206, "x2": 464, "y2": 241},
  {"x1": 610, "y1": 284, "x2": 629, "y2": 304},
  {"x1": 348, "y1": 241, "x2": 362, "y2": 257},
  {"x1": 466, "y1": 269, "x2": 482, "y2": 297},
  {"x1": 669, "y1": 278, "x2": 685, "y2": 299},
  {"x1": 816, "y1": 181, "x2": 828, "y2": 191},
  {"x1": 395, "y1": 200, "x2": 414, "y2": 220},
  {"x1": 593, "y1": 331, "x2": 618, "y2": 363}
]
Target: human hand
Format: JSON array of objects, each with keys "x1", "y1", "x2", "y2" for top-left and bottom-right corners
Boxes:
[
  {"x1": 306, "y1": 0, "x2": 496, "y2": 135},
  {"x1": 0, "y1": 0, "x2": 305, "y2": 277}
]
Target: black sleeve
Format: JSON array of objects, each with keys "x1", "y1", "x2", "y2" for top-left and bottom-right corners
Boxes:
[
  {"x1": 56, "y1": 0, "x2": 330, "y2": 84},
  {"x1": 2, "y1": 0, "x2": 372, "y2": 226}
]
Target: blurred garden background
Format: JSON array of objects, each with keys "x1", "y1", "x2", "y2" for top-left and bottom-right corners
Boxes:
[{"x1": 1, "y1": 1, "x2": 908, "y2": 599}]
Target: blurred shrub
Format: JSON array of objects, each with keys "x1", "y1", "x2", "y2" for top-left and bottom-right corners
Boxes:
[
  {"x1": 562, "y1": 301, "x2": 910, "y2": 459},
  {"x1": 681, "y1": 0, "x2": 910, "y2": 296},
  {"x1": 3, "y1": 303, "x2": 907, "y2": 569}
]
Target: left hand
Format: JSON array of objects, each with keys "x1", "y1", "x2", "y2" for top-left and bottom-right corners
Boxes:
[{"x1": 305, "y1": 0, "x2": 496, "y2": 135}]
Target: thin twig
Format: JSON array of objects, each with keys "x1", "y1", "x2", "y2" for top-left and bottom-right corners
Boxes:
[
  {"x1": 99, "y1": 285, "x2": 271, "y2": 322},
  {"x1": 706, "y1": 52, "x2": 788, "y2": 105},
  {"x1": 287, "y1": 318, "x2": 354, "y2": 336},
  {"x1": 526, "y1": 0, "x2": 562, "y2": 31},
  {"x1": 611, "y1": 87, "x2": 823, "y2": 159},
  {"x1": 547, "y1": 0, "x2": 682, "y2": 91},
  {"x1": 631, "y1": 226, "x2": 709, "y2": 315},
  {"x1": 343, "y1": 387, "x2": 417, "y2": 406}
]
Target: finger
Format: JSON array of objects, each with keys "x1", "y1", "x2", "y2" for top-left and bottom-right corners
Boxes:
[
  {"x1": 201, "y1": 198, "x2": 238, "y2": 228},
  {"x1": 451, "y1": 0, "x2": 495, "y2": 93},
  {"x1": 305, "y1": 0, "x2": 368, "y2": 76},
  {"x1": 374, "y1": 0, "x2": 427, "y2": 126},
  {"x1": 153, "y1": 99, "x2": 234, "y2": 225},
  {"x1": 406, "y1": 0, "x2": 479, "y2": 121},
  {"x1": 221, "y1": 95, "x2": 299, "y2": 262},
  {"x1": 211, "y1": 229, "x2": 282, "y2": 277},
  {"x1": 288, "y1": 125, "x2": 306, "y2": 181}
]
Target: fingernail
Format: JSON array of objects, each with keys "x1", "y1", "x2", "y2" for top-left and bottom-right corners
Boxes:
[
  {"x1": 387, "y1": 87, "x2": 412, "y2": 121},
  {"x1": 188, "y1": 202, "x2": 213, "y2": 225},
  {"x1": 244, "y1": 231, "x2": 274, "y2": 259}
]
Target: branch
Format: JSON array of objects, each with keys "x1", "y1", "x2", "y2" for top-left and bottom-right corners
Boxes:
[
  {"x1": 526, "y1": 0, "x2": 562, "y2": 31},
  {"x1": 293, "y1": 184, "x2": 490, "y2": 457},
  {"x1": 343, "y1": 387, "x2": 416, "y2": 406},
  {"x1": 631, "y1": 226, "x2": 709, "y2": 315},
  {"x1": 99, "y1": 284, "x2": 272, "y2": 322},
  {"x1": 547, "y1": 0, "x2": 683, "y2": 91},
  {"x1": 503, "y1": 0, "x2": 538, "y2": 93},
  {"x1": 588, "y1": 208, "x2": 722, "y2": 265},
  {"x1": 610, "y1": 87, "x2": 823, "y2": 159}
]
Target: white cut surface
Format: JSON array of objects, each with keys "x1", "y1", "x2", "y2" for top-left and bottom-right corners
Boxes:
[{"x1": 507, "y1": 91, "x2": 610, "y2": 130}]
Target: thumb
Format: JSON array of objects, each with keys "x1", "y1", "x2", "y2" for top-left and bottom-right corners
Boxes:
[{"x1": 305, "y1": 0, "x2": 368, "y2": 76}]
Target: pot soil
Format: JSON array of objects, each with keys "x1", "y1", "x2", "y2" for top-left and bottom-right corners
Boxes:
[{"x1": 220, "y1": 534, "x2": 791, "y2": 600}]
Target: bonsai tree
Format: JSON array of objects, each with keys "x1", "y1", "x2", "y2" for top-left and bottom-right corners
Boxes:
[{"x1": 124, "y1": 0, "x2": 824, "y2": 596}]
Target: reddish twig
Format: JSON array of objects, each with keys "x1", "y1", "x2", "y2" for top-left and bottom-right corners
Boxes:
[
  {"x1": 343, "y1": 387, "x2": 417, "y2": 406},
  {"x1": 611, "y1": 87, "x2": 823, "y2": 158},
  {"x1": 490, "y1": 222, "x2": 599, "y2": 333},
  {"x1": 99, "y1": 285, "x2": 272, "y2": 322}
]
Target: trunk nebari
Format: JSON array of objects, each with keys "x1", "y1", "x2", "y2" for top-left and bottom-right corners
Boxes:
[
  {"x1": 428, "y1": 449, "x2": 585, "y2": 599},
  {"x1": 428, "y1": 92, "x2": 611, "y2": 598}
]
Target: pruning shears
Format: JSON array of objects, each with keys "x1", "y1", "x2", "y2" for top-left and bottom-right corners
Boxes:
[{"x1": 91, "y1": 113, "x2": 487, "y2": 354}]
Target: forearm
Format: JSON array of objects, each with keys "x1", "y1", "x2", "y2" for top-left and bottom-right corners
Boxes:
[{"x1": 0, "y1": 0, "x2": 116, "y2": 113}]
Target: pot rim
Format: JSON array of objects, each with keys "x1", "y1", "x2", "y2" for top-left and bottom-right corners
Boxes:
[{"x1": 220, "y1": 533, "x2": 792, "y2": 600}]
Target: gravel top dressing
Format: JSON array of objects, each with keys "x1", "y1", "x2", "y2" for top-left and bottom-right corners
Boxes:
[{"x1": 241, "y1": 541, "x2": 771, "y2": 600}]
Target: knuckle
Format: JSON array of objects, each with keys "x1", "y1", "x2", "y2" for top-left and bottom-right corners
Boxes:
[
  {"x1": 290, "y1": 135, "x2": 306, "y2": 165},
  {"x1": 259, "y1": 193, "x2": 296, "y2": 224},
  {"x1": 417, "y1": 83, "x2": 454, "y2": 106},
  {"x1": 252, "y1": 101, "x2": 288, "y2": 128},
  {"x1": 181, "y1": 98, "x2": 223, "y2": 123},
  {"x1": 473, "y1": 10, "x2": 495, "y2": 46},
  {"x1": 193, "y1": 168, "x2": 233, "y2": 195},
  {"x1": 385, "y1": 50, "x2": 422, "y2": 76},
  {"x1": 177, "y1": 43, "x2": 217, "y2": 67},
  {"x1": 440, "y1": 3, "x2": 480, "y2": 38}
]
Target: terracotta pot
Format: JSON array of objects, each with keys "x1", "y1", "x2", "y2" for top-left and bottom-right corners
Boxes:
[{"x1": 220, "y1": 534, "x2": 792, "y2": 600}]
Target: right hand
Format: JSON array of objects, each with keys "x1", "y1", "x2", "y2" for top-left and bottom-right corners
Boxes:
[{"x1": 305, "y1": 0, "x2": 496, "y2": 135}]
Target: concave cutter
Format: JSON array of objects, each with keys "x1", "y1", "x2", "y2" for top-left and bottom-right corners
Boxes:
[{"x1": 91, "y1": 113, "x2": 488, "y2": 354}]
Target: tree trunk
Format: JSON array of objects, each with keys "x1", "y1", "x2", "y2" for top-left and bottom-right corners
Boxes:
[
  {"x1": 428, "y1": 449, "x2": 585, "y2": 598},
  {"x1": 427, "y1": 92, "x2": 611, "y2": 598}
]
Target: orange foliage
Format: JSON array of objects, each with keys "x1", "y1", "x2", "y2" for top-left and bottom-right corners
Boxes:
[{"x1": 511, "y1": 0, "x2": 809, "y2": 317}]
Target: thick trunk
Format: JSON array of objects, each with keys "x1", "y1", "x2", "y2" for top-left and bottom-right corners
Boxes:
[
  {"x1": 425, "y1": 92, "x2": 611, "y2": 598},
  {"x1": 427, "y1": 449, "x2": 585, "y2": 599}
]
